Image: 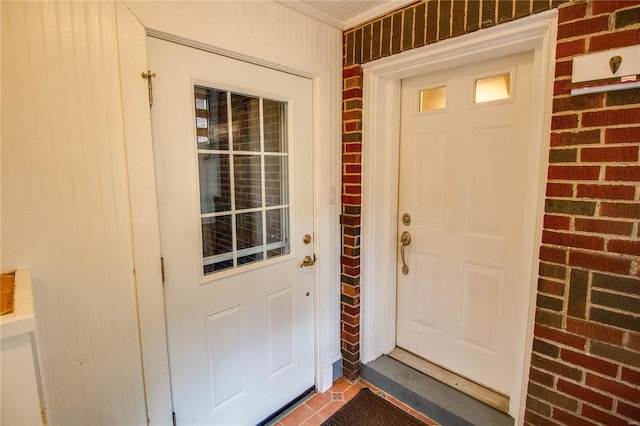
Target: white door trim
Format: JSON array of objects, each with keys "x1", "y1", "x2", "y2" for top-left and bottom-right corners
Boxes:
[
  {"x1": 360, "y1": 10, "x2": 557, "y2": 424},
  {"x1": 115, "y1": 2, "x2": 342, "y2": 424}
]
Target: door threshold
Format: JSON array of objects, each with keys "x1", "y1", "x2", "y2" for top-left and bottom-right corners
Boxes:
[{"x1": 389, "y1": 347, "x2": 509, "y2": 413}]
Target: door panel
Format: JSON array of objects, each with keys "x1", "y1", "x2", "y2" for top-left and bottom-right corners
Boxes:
[
  {"x1": 148, "y1": 37, "x2": 315, "y2": 425},
  {"x1": 397, "y1": 51, "x2": 534, "y2": 396}
]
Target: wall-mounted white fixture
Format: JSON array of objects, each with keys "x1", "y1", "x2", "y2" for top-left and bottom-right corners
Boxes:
[{"x1": 570, "y1": 45, "x2": 640, "y2": 95}]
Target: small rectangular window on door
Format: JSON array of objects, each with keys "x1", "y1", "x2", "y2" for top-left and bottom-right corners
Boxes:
[{"x1": 194, "y1": 86, "x2": 290, "y2": 275}]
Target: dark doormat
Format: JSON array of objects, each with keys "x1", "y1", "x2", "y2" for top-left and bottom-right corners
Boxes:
[{"x1": 321, "y1": 388, "x2": 428, "y2": 426}]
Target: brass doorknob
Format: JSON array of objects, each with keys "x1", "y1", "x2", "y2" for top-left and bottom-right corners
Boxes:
[{"x1": 300, "y1": 255, "x2": 316, "y2": 268}]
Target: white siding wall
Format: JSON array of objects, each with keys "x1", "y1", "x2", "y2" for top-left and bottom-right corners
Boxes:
[
  {"x1": 1, "y1": 1, "x2": 342, "y2": 424},
  {"x1": 1, "y1": 1, "x2": 147, "y2": 424}
]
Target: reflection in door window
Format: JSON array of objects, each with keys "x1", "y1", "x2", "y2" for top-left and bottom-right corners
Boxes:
[{"x1": 194, "y1": 86, "x2": 290, "y2": 275}]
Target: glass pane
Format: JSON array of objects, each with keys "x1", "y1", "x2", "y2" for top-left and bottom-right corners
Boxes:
[
  {"x1": 264, "y1": 156, "x2": 288, "y2": 207},
  {"x1": 234, "y1": 155, "x2": 262, "y2": 210},
  {"x1": 266, "y1": 208, "x2": 289, "y2": 259},
  {"x1": 232, "y1": 94, "x2": 261, "y2": 152},
  {"x1": 236, "y1": 211, "x2": 263, "y2": 249},
  {"x1": 263, "y1": 99, "x2": 287, "y2": 153},
  {"x1": 474, "y1": 73, "x2": 511, "y2": 104},
  {"x1": 198, "y1": 153, "x2": 231, "y2": 213},
  {"x1": 202, "y1": 215, "x2": 233, "y2": 274},
  {"x1": 419, "y1": 86, "x2": 447, "y2": 111},
  {"x1": 194, "y1": 87, "x2": 229, "y2": 151}
]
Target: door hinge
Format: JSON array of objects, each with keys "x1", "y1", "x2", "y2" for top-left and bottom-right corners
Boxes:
[
  {"x1": 161, "y1": 257, "x2": 165, "y2": 283},
  {"x1": 172, "y1": 411, "x2": 177, "y2": 426},
  {"x1": 141, "y1": 70, "x2": 156, "y2": 107}
]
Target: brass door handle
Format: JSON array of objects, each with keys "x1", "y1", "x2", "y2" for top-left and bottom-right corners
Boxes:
[
  {"x1": 400, "y1": 231, "x2": 411, "y2": 275},
  {"x1": 300, "y1": 255, "x2": 316, "y2": 268}
]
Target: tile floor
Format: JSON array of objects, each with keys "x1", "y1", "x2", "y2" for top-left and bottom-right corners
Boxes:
[{"x1": 271, "y1": 378, "x2": 439, "y2": 426}]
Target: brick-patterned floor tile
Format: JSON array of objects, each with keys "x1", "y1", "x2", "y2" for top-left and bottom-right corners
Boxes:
[
  {"x1": 279, "y1": 404, "x2": 314, "y2": 426},
  {"x1": 305, "y1": 391, "x2": 332, "y2": 412},
  {"x1": 299, "y1": 413, "x2": 325, "y2": 426},
  {"x1": 317, "y1": 400, "x2": 346, "y2": 419}
]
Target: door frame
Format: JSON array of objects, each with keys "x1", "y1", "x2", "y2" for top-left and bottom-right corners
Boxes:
[
  {"x1": 115, "y1": 2, "x2": 342, "y2": 424},
  {"x1": 360, "y1": 10, "x2": 557, "y2": 424}
]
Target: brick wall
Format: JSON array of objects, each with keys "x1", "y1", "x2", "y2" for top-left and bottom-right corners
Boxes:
[{"x1": 341, "y1": 0, "x2": 640, "y2": 423}]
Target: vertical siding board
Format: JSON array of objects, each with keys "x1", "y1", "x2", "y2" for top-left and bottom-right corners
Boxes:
[
  {"x1": 372, "y1": 20, "x2": 382, "y2": 60},
  {"x1": 391, "y1": 11, "x2": 402, "y2": 54},
  {"x1": 381, "y1": 16, "x2": 392, "y2": 56},
  {"x1": 402, "y1": 7, "x2": 414, "y2": 50}
]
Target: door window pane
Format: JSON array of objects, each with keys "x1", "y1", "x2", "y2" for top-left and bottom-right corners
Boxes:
[
  {"x1": 234, "y1": 155, "x2": 262, "y2": 210},
  {"x1": 419, "y1": 86, "x2": 447, "y2": 111},
  {"x1": 198, "y1": 153, "x2": 231, "y2": 213},
  {"x1": 474, "y1": 73, "x2": 511, "y2": 104},
  {"x1": 194, "y1": 87, "x2": 229, "y2": 151},
  {"x1": 264, "y1": 156, "x2": 288, "y2": 207},
  {"x1": 194, "y1": 87, "x2": 290, "y2": 275},
  {"x1": 232, "y1": 94, "x2": 261, "y2": 152},
  {"x1": 263, "y1": 99, "x2": 287, "y2": 152},
  {"x1": 266, "y1": 208, "x2": 289, "y2": 259}
]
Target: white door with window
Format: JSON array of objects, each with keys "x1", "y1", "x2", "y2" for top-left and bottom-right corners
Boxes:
[
  {"x1": 148, "y1": 37, "x2": 315, "y2": 425},
  {"x1": 396, "y1": 51, "x2": 535, "y2": 396}
]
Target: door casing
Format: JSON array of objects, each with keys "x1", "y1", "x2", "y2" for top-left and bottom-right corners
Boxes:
[{"x1": 360, "y1": 10, "x2": 557, "y2": 424}]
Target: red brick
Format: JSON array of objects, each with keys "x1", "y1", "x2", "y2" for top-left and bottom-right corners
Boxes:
[
  {"x1": 558, "y1": 2, "x2": 588, "y2": 22},
  {"x1": 560, "y1": 348, "x2": 619, "y2": 377},
  {"x1": 344, "y1": 76, "x2": 362, "y2": 90},
  {"x1": 342, "y1": 153, "x2": 361, "y2": 163},
  {"x1": 344, "y1": 164, "x2": 361, "y2": 174},
  {"x1": 341, "y1": 194, "x2": 361, "y2": 205},
  {"x1": 605, "y1": 166, "x2": 640, "y2": 182},
  {"x1": 628, "y1": 333, "x2": 640, "y2": 351},
  {"x1": 343, "y1": 65, "x2": 363, "y2": 79},
  {"x1": 600, "y1": 202, "x2": 640, "y2": 218},
  {"x1": 551, "y1": 130, "x2": 601, "y2": 147},
  {"x1": 589, "y1": 29, "x2": 640, "y2": 51},
  {"x1": 621, "y1": 367, "x2": 640, "y2": 385},
  {"x1": 551, "y1": 114, "x2": 579, "y2": 130},
  {"x1": 343, "y1": 185, "x2": 361, "y2": 194},
  {"x1": 544, "y1": 214, "x2": 572, "y2": 230},
  {"x1": 343, "y1": 142, "x2": 362, "y2": 153},
  {"x1": 552, "y1": 408, "x2": 598, "y2": 426},
  {"x1": 342, "y1": 174, "x2": 361, "y2": 184},
  {"x1": 557, "y1": 16, "x2": 610, "y2": 39},
  {"x1": 546, "y1": 182, "x2": 573, "y2": 197},
  {"x1": 605, "y1": 127, "x2": 640, "y2": 144},
  {"x1": 576, "y1": 184, "x2": 636, "y2": 200},
  {"x1": 582, "y1": 107, "x2": 640, "y2": 127},
  {"x1": 342, "y1": 110, "x2": 362, "y2": 121},
  {"x1": 540, "y1": 245, "x2": 567, "y2": 263},
  {"x1": 581, "y1": 146, "x2": 639, "y2": 163},
  {"x1": 538, "y1": 278, "x2": 565, "y2": 297},
  {"x1": 554, "y1": 78, "x2": 572, "y2": 96},
  {"x1": 607, "y1": 239, "x2": 640, "y2": 256},
  {"x1": 556, "y1": 39, "x2": 586, "y2": 59},
  {"x1": 574, "y1": 218, "x2": 633, "y2": 236},
  {"x1": 581, "y1": 404, "x2": 629, "y2": 426},
  {"x1": 566, "y1": 318, "x2": 625, "y2": 345},
  {"x1": 557, "y1": 379, "x2": 613, "y2": 410},
  {"x1": 585, "y1": 373, "x2": 640, "y2": 403},
  {"x1": 529, "y1": 367, "x2": 555, "y2": 387},
  {"x1": 617, "y1": 400, "x2": 640, "y2": 421},
  {"x1": 342, "y1": 265, "x2": 360, "y2": 276},
  {"x1": 525, "y1": 409, "x2": 561, "y2": 426},
  {"x1": 542, "y1": 230, "x2": 604, "y2": 250},
  {"x1": 569, "y1": 250, "x2": 631, "y2": 275},
  {"x1": 343, "y1": 87, "x2": 362, "y2": 99},
  {"x1": 344, "y1": 121, "x2": 361, "y2": 132},
  {"x1": 591, "y1": 1, "x2": 640, "y2": 15},
  {"x1": 535, "y1": 324, "x2": 587, "y2": 350},
  {"x1": 555, "y1": 60, "x2": 573, "y2": 78},
  {"x1": 548, "y1": 165, "x2": 600, "y2": 180}
]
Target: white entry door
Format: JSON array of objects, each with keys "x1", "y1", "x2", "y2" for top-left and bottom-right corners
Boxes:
[
  {"x1": 148, "y1": 37, "x2": 315, "y2": 425},
  {"x1": 396, "y1": 51, "x2": 535, "y2": 396}
]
